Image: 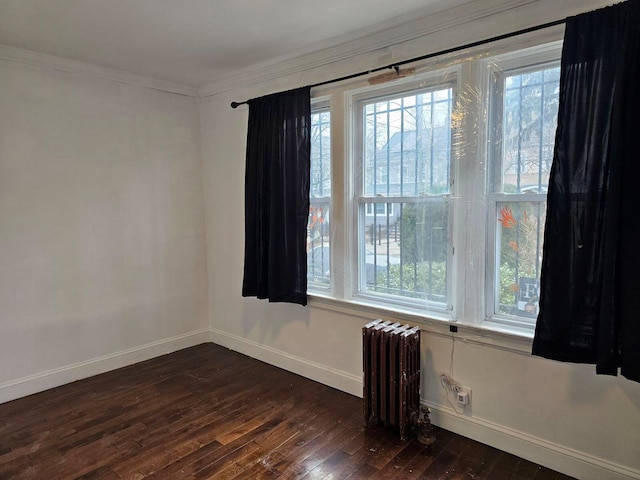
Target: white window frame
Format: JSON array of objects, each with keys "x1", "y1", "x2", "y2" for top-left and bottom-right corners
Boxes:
[
  {"x1": 484, "y1": 42, "x2": 562, "y2": 329},
  {"x1": 307, "y1": 97, "x2": 332, "y2": 292},
  {"x1": 307, "y1": 32, "x2": 565, "y2": 339},
  {"x1": 347, "y1": 68, "x2": 458, "y2": 314}
]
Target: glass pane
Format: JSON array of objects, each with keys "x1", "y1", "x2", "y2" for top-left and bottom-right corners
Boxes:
[
  {"x1": 310, "y1": 109, "x2": 331, "y2": 198},
  {"x1": 363, "y1": 89, "x2": 452, "y2": 197},
  {"x1": 307, "y1": 202, "x2": 330, "y2": 287},
  {"x1": 502, "y1": 66, "x2": 559, "y2": 193},
  {"x1": 495, "y1": 201, "x2": 546, "y2": 318},
  {"x1": 308, "y1": 109, "x2": 331, "y2": 288},
  {"x1": 362, "y1": 201, "x2": 448, "y2": 304}
]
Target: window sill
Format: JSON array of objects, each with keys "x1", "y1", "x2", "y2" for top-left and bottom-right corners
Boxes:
[{"x1": 308, "y1": 293, "x2": 534, "y2": 356}]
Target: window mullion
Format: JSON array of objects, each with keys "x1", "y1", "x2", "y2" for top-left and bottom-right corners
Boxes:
[{"x1": 451, "y1": 61, "x2": 486, "y2": 323}]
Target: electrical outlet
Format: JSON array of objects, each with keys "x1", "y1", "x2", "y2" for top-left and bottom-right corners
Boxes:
[
  {"x1": 440, "y1": 374, "x2": 472, "y2": 408},
  {"x1": 457, "y1": 387, "x2": 472, "y2": 407},
  {"x1": 440, "y1": 374, "x2": 472, "y2": 407}
]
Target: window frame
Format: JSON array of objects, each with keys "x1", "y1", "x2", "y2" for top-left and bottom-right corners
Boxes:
[
  {"x1": 307, "y1": 97, "x2": 332, "y2": 292},
  {"x1": 347, "y1": 68, "x2": 458, "y2": 314},
  {"x1": 307, "y1": 33, "x2": 565, "y2": 339},
  {"x1": 484, "y1": 42, "x2": 563, "y2": 329}
]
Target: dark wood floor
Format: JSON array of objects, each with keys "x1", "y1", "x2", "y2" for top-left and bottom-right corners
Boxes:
[{"x1": 0, "y1": 344, "x2": 575, "y2": 480}]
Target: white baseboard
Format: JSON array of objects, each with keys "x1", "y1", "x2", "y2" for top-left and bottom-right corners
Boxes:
[
  {"x1": 2, "y1": 327, "x2": 636, "y2": 480},
  {"x1": 209, "y1": 328, "x2": 637, "y2": 480},
  {"x1": 0, "y1": 329, "x2": 210, "y2": 404},
  {"x1": 424, "y1": 402, "x2": 640, "y2": 480},
  {"x1": 208, "y1": 328, "x2": 362, "y2": 397}
]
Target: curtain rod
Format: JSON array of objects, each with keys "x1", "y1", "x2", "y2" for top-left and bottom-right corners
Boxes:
[{"x1": 230, "y1": 17, "x2": 566, "y2": 109}]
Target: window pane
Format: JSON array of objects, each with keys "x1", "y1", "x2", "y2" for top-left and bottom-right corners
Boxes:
[
  {"x1": 495, "y1": 201, "x2": 546, "y2": 318},
  {"x1": 310, "y1": 110, "x2": 331, "y2": 198},
  {"x1": 502, "y1": 66, "x2": 559, "y2": 193},
  {"x1": 363, "y1": 89, "x2": 452, "y2": 197},
  {"x1": 307, "y1": 202, "x2": 330, "y2": 286},
  {"x1": 308, "y1": 109, "x2": 331, "y2": 288},
  {"x1": 492, "y1": 63, "x2": 558, "y2": 322},
  {"x1": 362, "y1": 201, "x2": 448, "y2": 304}
]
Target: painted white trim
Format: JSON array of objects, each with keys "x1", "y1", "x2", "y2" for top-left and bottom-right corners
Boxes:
[
  {"x1": 309, "y1": 295, "x2": 534, "y2": 355},
  {"x1": 0, "y1": 44, "x2": 199, "y2": 97},
  {"x1": 0, "y1": 329, "x2": 210, "y2": 405},
  {"x1": 424, "y1": 402, "x2": 640, "y2": 480},
  {"x1": 208, "y1": 328, "x2": 362, "y2": 397}
]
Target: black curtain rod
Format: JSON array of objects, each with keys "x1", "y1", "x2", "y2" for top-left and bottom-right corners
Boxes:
[{"x1": 230, "y1": 17, "x2": 566, "y2": 109}]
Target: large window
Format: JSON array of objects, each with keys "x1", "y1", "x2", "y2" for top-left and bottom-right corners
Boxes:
[
  {"x1": 353, "y1": 82, "x2": 453, "y2": 310},
  {"x1": 307, "y1": 39, "x2": 562, "y2": 334}
]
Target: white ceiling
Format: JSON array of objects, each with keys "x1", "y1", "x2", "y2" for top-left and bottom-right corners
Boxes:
[{"x1": 0, "y1": 0, "x2": 474, "y2": 88}]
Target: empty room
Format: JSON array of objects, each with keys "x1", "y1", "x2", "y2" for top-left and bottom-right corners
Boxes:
[{"x1": 1, "y1": 0, "x2": 639, "y2": 479}]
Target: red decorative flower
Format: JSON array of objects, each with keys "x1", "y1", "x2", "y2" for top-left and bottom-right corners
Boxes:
[
  {"x1": 499, "y1": 207, "x2": 517, "y2": 229},
  {"x1": 309, "y1": 206, "x2": 324, "y2": 230}
]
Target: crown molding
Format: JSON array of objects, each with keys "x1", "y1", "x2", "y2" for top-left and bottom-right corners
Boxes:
[
  {"x1": 198, "y1": 0, "x2": 614, "y2": 100},
  {"x1": 0, "y1": 44, "x2": 198, "y2": 98},
  {"x1": 198, "y1": 0, "x2": 539, "y2": 98}
]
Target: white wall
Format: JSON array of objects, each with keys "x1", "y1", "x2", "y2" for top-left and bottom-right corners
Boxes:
[
  {"x1": 0, "y1": 1, "x2": 638, "y2": 478},
  {"x1": 0, "y1": 55, "x2": 209, "y2": 401},
  {"x1": 200, "y1": 1, "x2": 640, "y2": 479}
]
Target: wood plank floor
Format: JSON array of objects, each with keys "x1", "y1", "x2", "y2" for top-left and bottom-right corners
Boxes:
[{"x1": 0, "y1": 344, "x2": 575, "y2": 479}]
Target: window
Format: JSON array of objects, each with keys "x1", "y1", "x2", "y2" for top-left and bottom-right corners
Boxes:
[
  {"x1": 353, "y1": 80, "x2": 454, "y2": 310},
  {"x1": 488, "y1": 52, "x2": 561, "y2": 327},
  {"x1": 308, "y1": 38, "x2": 562, "y2": 334},
  {"x1": 307, "y1": 103, "x2": 331, "y2": 288}
]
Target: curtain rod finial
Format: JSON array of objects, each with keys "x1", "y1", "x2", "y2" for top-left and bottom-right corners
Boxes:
[{"x1": 231, "y1": 101, "x2": 242, "y2": 109}]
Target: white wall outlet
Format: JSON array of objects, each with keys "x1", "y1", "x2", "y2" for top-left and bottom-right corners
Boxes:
[{"x1": 457, "y1": 390, "x2": 470, "y2": 406}]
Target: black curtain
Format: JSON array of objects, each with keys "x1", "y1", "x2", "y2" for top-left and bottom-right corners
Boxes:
[
  {"x1": 533, "y1": 0, "x2": 640, "y2": 382},
  {"x1": 242, "y1": 87, "x2": 311, "y2": 306}
]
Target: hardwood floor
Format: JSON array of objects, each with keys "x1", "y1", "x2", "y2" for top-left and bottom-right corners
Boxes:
[{"x1": 0, "y1": 344, "x2": 575, "y2": 479}]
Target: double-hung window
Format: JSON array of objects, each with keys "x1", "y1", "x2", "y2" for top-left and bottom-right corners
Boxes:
[
  {"x1": 307, "y1": 38, "x2": 562, "y2": 335},
  {"x1": 487, "y1": 44, "x2": 561, "y2": 328},
  {"x1": 307, "y1": 101, "x2": 331, "y2": 289},
  {"x1": 351, "y1": 74, "x2": 455, "y2": 311}
]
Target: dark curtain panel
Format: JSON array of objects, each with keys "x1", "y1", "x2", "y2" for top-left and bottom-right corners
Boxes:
[
  {"x1": 242, "y1": 87, "x2": 311, "y2": 306},
  {"x1": 533, "y1": 0, "x2": 640, "y2": 382}
]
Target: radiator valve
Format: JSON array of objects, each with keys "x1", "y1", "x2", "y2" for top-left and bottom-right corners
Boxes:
[{"x1": 415, "y1": 407, "x2": 435, "y2": 446}]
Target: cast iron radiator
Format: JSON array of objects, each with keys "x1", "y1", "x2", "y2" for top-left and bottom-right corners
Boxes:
[{"x1": 362, "y1": 319, "x2": 421, "y2": 440}]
